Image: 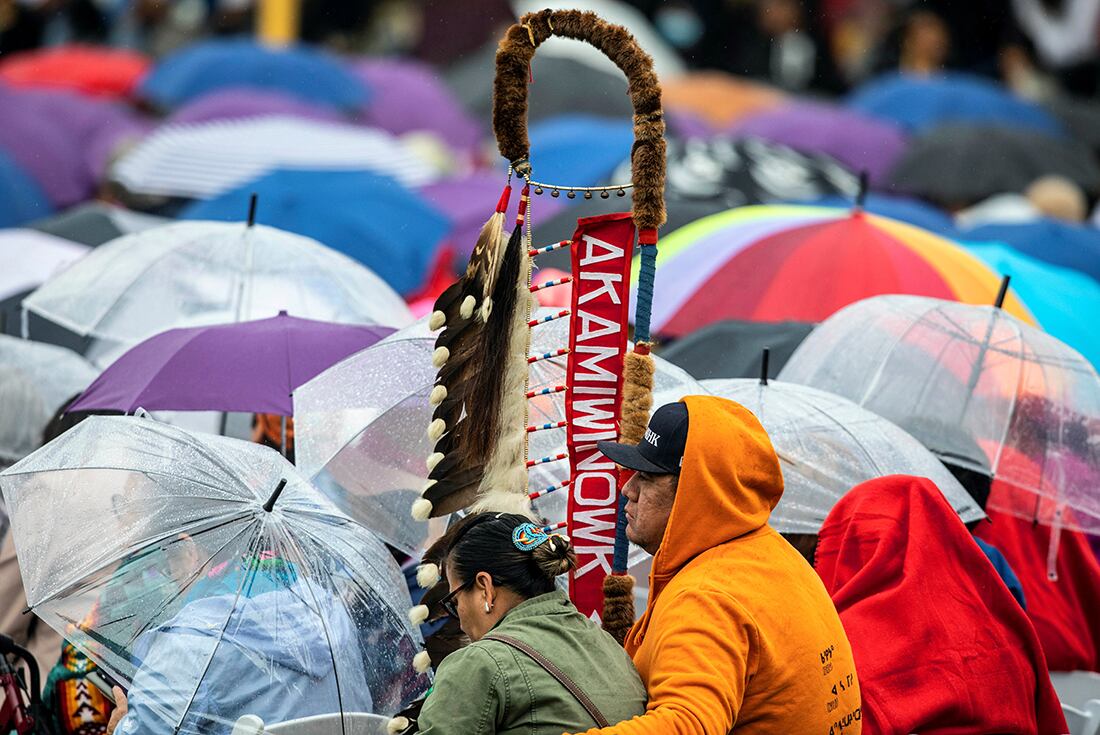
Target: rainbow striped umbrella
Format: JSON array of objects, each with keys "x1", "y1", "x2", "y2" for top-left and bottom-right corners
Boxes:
[{"x1": 632, "y1": 204, "x2": 1034, "y2": 337}]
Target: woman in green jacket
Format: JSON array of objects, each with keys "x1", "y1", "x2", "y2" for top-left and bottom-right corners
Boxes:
[{"x1": 416, "y1": 512, "x2": 646, "y2": 734}]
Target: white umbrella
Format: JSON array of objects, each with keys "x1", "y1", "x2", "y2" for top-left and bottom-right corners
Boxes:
[
  {"x1": 294, "y1": 310, "x2": 706, "y2": 556},
  {"x1": 22, "y1": 221, "x2": 413, "y2": 368},
  {"x1": 702, "y1": 377, "x2": 984, "y2": 533},
  {"x1": 0, "y1": 229, "x2": 89, "y2": 302},
  {"x1": 109, "y1": 116, "x2": 444, "y2": 201},
  {"x1": 0, "y1": 334, "x2": 97, "y2": 465}
]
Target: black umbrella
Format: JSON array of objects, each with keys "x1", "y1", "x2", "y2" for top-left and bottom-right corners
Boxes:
[
  {"x1": 658, "y1": 319, "x2": 814, "y2": 381},
  {"x1": 887, "y1": 124, "x2": 1100, "y2": 205},
  {"x1": 29, "y1": 202, "x2": 167, "y2": 246},
  {"x1": 529, "y1": 136, "x2": 860, "y2": 270}
]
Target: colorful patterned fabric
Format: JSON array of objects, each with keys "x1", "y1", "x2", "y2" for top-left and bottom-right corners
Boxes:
[{"x1": 44, "y1": 641, "x2": 114, "y2": 735}]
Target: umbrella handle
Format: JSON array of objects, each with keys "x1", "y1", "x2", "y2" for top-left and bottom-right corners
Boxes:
[{"x1": 492, "y1": 8, "x2": 667, "y2": 234}]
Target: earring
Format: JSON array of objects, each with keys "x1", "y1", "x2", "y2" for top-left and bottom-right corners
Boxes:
[{"x1": 484, "y1": 601, "x2": 491, "y2": 613}]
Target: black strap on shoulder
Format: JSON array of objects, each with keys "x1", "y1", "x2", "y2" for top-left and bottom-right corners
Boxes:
[{"x1": 482, "y1": 633, "x2": 610, "y2": 728}]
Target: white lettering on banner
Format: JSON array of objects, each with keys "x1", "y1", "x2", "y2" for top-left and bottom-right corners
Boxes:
[
  {"x1": 567, "y1": 215, "x2": 635, "y2": 620},
  {"x1": 579, "y1": 234, "x2": 625, "y2": 266}
]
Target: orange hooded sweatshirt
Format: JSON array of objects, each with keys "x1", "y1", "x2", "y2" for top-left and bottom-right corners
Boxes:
[{"x1": 575, "y1": 395, "x2": 862, "y2": 735}]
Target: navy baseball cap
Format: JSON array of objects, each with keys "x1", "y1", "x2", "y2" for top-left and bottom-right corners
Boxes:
[{"x1": 597, "y1": 402, "x2": 689, "y2": 474}]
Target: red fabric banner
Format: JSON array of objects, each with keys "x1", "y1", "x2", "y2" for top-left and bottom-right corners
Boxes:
[{"x1": 565, "y1": 212, "x2": 635, "y2": 620}]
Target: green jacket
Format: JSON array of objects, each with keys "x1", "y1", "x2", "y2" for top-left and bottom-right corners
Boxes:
[{"x1": 418, "y1": 591, "x2": 646, "y2": 735}]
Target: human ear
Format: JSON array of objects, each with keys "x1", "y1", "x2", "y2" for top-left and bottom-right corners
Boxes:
[{"x1": 476, "y1": 571, "x2": 495, "y2": 609}]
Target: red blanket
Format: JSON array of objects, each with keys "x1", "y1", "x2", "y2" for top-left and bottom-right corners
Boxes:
[
  {"x1": 815, "y1": 475, "x2": 1067, "y2": 734},
  {"x1": 976, "y1": 506, "x2": 1100, "y2": 673}
]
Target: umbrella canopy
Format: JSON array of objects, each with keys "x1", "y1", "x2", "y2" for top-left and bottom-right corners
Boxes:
[
  {"x1": 353, "y1": 58, "x2": 481, "y2": 153},
  {"x1": 730, "y1": 101, "x2": 910, "y2": 185},
  {"x1": 167, "y1": 87, "x2": 345, "y2": 126},
  {"x1": 806, "y1": 192, "x2": 956, "y2": 235},
  {"x1": 527, "y1": 115, "x2": 636, "y2": 187},
  {"x1": 29, "y1": 202, "x2": 168, "y2": 247},
  {"x1": 0, "y1": 150, "x2": 51, "y2": 228},
  {"x1": 293, "y1": 311, "x2": 706, "y2": 555},
  {"x1": 888, "y1": 124, "x2": 1100, "y2": 205},
  {"x1": 0, "y1": 229, "x2": 89, "y2": 303},
  {"x1": 110, "y1": 116, "x2": 442, "y2": 202},
  {"x1": 0, "y1": 335, "x2": 97, "y2": 465},
  {"x1": 0, "y1": 85, "x2": 140, "y2": 207},
  {"x1": 137, "y1": 39, "x2": 369, "y2": 111},
  {"x1": 964, "y1": 242, "x2": 1100, "y2": 370},
  {"x1": 0, "y1": 45, "x2": 149, "y2": 98},
  {"x1": 69, "y1": 313, "x2": 394, "y2": 416},
  {"x1": 0, "y1": 416, "x2": 427, "y2": 730},
  {"x1": 22, "y1": 221, "x2": 413, "y2": 368},
  {"x1": 779, "y1": 294, "x2": 1100, "y2": 533},
  {"x1": 702, "y1": 377, "x2": 983, "y2": 533},
  {"x1": 848, "y1": 72, "x2": 1064, "y2": 135},
  {"x1": 636, "y1": 204, "x2": 1034, "y2": 338},
  {"x1": 960, "y1": 219, "x2": 1100, "y2": 284},
  {"x1": 182, "y1": 170, "x2": 450, "y2": 297},
  {"x1": 662, "y1": 72, "x2": 787, "y2": 128},
  {"x1": 660, "y1": 319, "x2": 814, "y2": 380}
]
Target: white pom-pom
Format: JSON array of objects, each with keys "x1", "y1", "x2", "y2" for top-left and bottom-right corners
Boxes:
[
  {"x1": 459, "y1": 295, "x2": 476, "y2": 319},
  {"x1": 479, "y1": 298, "x2": 493, "y2": 323},
  {"x1": 428, "y1": 418, "x2": 446, "y2": 442},
  {"x1": 408, "y1": 604, "x2": 430, "y2": 626},
  {"x1": 426, "y1": 452, "x2": 445, "y2": 472},
  {"x1": 432, "y1": 346, "x2": 449, "y2": 368},
  {"x1": 428, "y1": 310, "x2": 446, "y2": 331},
  {"x1": 413, "y1": 650, "x2": 432, "y2": 673},
  {"x1": 411, "y1": 497, "x2": 433, "y2": 521},
  {"x1": 429, "y1": 384, "x2": 447, "y2": 406},
  {"x1": 417, "y1": 563, "x2": 441, "y2": 588},
  {"x1": 387, "y1": 716, "x2": 410, "y2": 735}
]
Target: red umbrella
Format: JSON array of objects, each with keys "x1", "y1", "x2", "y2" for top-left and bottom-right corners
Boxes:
[{"x1": 0, "y1": 45, "x2": 149, "y2": 99}]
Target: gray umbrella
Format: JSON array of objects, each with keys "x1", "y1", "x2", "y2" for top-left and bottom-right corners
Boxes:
[
  {"x1": 887, "y1": 124, "x2": 1100, "y2": 205},
  {"x1": 659, "y1": 320, "x2": 814, "y2": 381}
]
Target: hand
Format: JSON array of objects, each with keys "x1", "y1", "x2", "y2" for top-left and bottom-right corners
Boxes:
[{"x1": 106, "y1": 687, "x2": 128, "y2": 735}]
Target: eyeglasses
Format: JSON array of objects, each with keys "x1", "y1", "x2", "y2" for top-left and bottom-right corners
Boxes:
[{"x1": 439, "y1": 579, "x2": 475, "y2": 619}]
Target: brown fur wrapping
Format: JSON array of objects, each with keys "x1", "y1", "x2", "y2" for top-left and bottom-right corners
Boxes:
[
  {"x1": 493, "y1": 9, "x2": 666, "y2": 232},
  {"x1": 601, "y1": 573, "x2": 637, "y2": 645},
  {"x1": 619, "y1": 347, "x2": 656, "y2": 446}
]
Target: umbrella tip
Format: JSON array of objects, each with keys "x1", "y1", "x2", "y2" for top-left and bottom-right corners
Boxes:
[
  {"x1": 994, "y1": 275, "x2": 1011, "y2": 309},
  {"x1": 854, "y1": 171, "x2": 869, "y2": 213},
  {"x1": 760, "y1": 348, "x2": 770, "y2": 386},
  {"x1": 263, "y1": 478, "x2": 288, "y2": 512},
  {"x1": 247, "y1": 193, "x2": 259, "y2": 227}
]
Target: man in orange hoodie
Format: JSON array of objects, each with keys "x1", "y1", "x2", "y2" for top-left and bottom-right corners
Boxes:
[{"x1": 577, "y1": 396, "x2": 862, "y2": 735}]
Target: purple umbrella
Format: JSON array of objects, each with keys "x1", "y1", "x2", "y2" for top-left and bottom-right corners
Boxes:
[
  {"x1": 0, "y1": 84, "x2": 145, "y2": 205},
  {"x1": 353, "y1": 58, "x2": 481, "y2": 152},
  {"x1": 731, "y1": 101, "x2": 909, "y2": 185},
  {"x1": 168, "y1": 87, "x2": 346, "y2": 126},
  {"x1": 69, "y1": 312, "x2": 394, "y2": 416}
]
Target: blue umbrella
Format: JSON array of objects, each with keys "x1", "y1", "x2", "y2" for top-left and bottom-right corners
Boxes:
[
  {"x1": 807, "y1": 193, "x2": 956, "y2": 235},
  {"x1": 848, "y1": 73, "x2": 1063, "y2": 136},
  {"x1": 181, "y1": 169, "x2": 450, "y2": 297},
  {"x1": 526, "y1": 114, "x2": 635, "y2": 188},
  {"x1": 960, "y1": 219, "x2": 1100, "y2": 284},
  {"x1": 0, "y1": 150, "x2": 52, "y2": 227},
  {"x1": 963, "y1": 241, "x2": 1100, "y2": 369},
  {"x1": 139, "y1": 39, "x2": 369, "y2": 111}
]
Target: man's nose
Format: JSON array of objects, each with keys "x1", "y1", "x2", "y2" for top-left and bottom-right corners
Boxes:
[{"x1": 622, "y1": 473, "x2": 640, "y2": 501}]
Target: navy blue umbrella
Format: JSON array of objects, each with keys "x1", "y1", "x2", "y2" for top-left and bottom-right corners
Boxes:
[
  {"x1": 182, "y1": 170, "x2": 450, "y2": 297},
  {"x1": 139, "y1": 39, "x2": 369, "y2": 111},
  {"x1": 848, "y1": 72, "x2": 1063, "y2": 136},
  {"x1": 961, "y1": 219, "x2": 1100, "y2": 284},
  {"x1": 0, "y1": 150, "x2": 51, "y2": 227},
  {"x1": 807, "y1": 193, "x2": 956, "y2": 236}
]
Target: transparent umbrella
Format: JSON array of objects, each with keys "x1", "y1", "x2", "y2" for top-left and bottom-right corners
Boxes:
[
  {"x1": 21, "y1": 221, "x2": 413, "y2": 368},
  {"x1": 0, "y1": 334, "x2": 97, "y2": 465},
  {"x1": 294, "y1": 310, "x2": 707, "y2": 558},
  {"x1": 779, "y1": 294, "x2": 1100, "y2": 533},
  {"x1": 0, "y1": 416, "x2": 427, "y2": 734},
  {"x1": 702, "y1": 377, "x2": 984, "y2": 533}
]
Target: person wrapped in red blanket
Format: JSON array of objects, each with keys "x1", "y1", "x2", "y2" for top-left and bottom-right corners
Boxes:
[{"x1": 815, "y1": 475, "x2": 1067, "y2": 735}]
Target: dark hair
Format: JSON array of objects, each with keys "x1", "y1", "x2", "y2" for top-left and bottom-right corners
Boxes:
[
  {"x1": 441, "y1": 512, "x2": 577, "y2": 599},
  {"x1": 942, "y1": 460, "x2": 992, "y2": 512}
]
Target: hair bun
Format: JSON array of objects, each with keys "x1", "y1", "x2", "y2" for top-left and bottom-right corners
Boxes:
[{"x1": 532, "y1": 534, "x2": 577, "y2": 579}]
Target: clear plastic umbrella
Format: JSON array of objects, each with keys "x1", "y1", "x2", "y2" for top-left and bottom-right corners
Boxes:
[
  {"x1": 0, "y1": 416, "x2": 427, "y2": 733},
  {"x1": 0, "y1": 334, "x2": 97, "y2": 465},
  {"x1": 22, "y1": 221, "x2": 414, "y2": 368},
  {"x1": 779, "y1": 294, "x2": 1100, "y2": 533},
  {"x1": 294, "y1": 309, "x2": 707, "y2": 557},
  {"x1": 702, "y1": 377, "x2": 984, "y2": 533}
]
